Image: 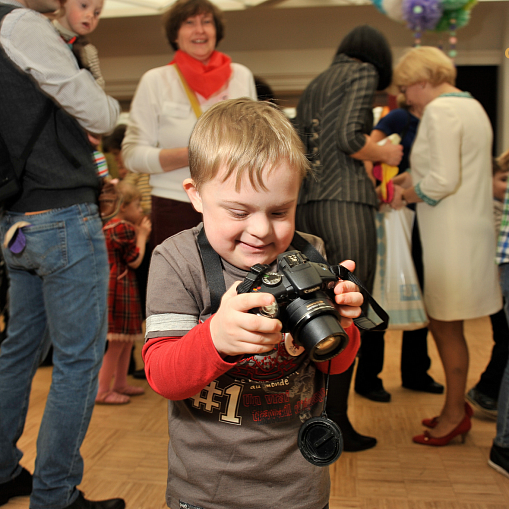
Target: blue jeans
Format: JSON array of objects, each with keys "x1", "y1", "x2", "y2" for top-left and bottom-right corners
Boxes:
[
  {"x1": 495, "y1": 263, "x2": 509, "y2": 449},
  {"x1": 0, "y1": 204, "x2": 108, "y2": 509}
]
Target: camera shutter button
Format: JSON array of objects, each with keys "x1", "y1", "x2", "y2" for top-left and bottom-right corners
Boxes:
[{"x1": 259, "y1": 301, "x2": 279, "y2": 318}]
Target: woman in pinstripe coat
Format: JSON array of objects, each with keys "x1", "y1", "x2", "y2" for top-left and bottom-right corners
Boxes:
[{"x1": 295, "y1": 25, "x2": 402, "y2": 451}]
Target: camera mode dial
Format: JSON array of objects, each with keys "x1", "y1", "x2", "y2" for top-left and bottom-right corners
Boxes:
[{"x1": 261, "y1": 273, "x2": 282, "y2": 286}]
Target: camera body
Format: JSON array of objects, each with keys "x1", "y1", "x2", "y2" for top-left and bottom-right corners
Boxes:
[{"x1": 238, "y1": 250, "x2": 349, "y2": 362}]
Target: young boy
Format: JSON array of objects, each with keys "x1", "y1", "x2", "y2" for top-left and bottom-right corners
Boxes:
[
  {"x1": 142, "y1": 98, "x2": 362, "y2": 509},
  {"x1": 53, "y1": 0, "x2": 105, "y2": 88}
]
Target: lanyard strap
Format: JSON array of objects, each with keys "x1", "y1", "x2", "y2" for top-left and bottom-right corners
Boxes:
[{"x1": 173, "y1": 64, "x2": 203, "y2": 119}]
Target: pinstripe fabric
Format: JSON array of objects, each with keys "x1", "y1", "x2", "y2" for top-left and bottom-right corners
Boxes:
[
  {"x1": 296, "y1": 54, "x2": 379, "y2": 207},
  {"x1": 295, "y1": 200, "x2": 376, "y2": 295}
]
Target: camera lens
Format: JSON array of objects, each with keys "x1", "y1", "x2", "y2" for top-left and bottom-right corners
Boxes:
[
  {"x1": 314, "y1": 336, "x2": 338, "y2": 354},
  {"x1": 284, "y1": 293, "x2": 349, "y2": 362}
]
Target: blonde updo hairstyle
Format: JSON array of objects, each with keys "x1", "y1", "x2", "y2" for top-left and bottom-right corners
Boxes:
[{"x1": 394, "y1": 46, "x2": 456, "y2": 88}]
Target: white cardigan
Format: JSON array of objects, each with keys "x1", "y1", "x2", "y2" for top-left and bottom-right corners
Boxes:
[{"x1": 122, "y1": 62, "x2": 257, "y2": 202}]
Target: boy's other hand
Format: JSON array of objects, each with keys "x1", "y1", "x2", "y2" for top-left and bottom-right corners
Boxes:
[
  {"x1": 334, "y1": 260, "x2": 363, "y2": 329},
  {"x1": 210, "y1": 282, "x2": 283, "y2": 358}
]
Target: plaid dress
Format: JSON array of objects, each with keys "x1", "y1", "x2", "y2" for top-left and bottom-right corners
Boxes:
[{"x1": 103, "y1": 218, "x2": 143, "y2": 341}]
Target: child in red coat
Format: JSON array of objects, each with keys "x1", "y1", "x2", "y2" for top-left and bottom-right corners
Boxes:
[{"x1": 96, "y1": 182, "x2": 151, "y2": 404}]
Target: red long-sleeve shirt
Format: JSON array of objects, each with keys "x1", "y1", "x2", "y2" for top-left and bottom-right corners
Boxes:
[{"x1": 143, "y1": 315, "x2": 360, "y2": 400}]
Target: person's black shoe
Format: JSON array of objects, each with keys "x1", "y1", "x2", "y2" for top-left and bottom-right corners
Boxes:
[
  {"x1": 65, "y1": 491, "x2": 125, "y2": 509},
  {"x1": 0, "y1": 467, "x2": 32, "y2": 506},
  {"x1": 132, "y1": 368, "x2": 146, "y2": 380},
  {"x1": 402, "y1": 380, "x2": 444, "y2": 394},
  {"x1": 331, "y1": 416, "x2": 377, "y2": 452},
  {"x1": 343, "y1": 430, "x2": 378, "y2": 452},
  {"x1": 489, "y1": 443, "x2": 509, "y2": 479},
  {"x1": 466, "y1": 387, "x2": 497, "y2": 419},
  {"x1": 355, "y1": 387, "x2": 391, "y2": 403}
]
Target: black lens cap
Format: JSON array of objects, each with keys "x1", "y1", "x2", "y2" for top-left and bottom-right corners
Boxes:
[{"x1": 298, "y1": 416, "x2": 343, "y2": 467}]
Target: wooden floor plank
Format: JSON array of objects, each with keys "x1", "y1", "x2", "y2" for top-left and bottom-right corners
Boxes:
[{"x1": 3, "y1": 317, "x2": 509, "y2": 508}]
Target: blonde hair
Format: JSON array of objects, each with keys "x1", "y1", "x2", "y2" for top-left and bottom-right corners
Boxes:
[
  {"x1": 396, "y1": 92, "x2": 409, "y2": 110},
  {"x1": 497, "y1": 148, "x2": 509, "y2": 174},
  {"x1": 117, "y1": 181, "x2": 141, "y2": 207},
  {"x1": 189, "y1": 98, "x2": 310, "y2": 191},
  {"x1": 393, "y1": 46, "x2": 456, "y2": 88}
]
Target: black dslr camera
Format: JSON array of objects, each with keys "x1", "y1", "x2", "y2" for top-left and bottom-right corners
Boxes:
[{"x1": 237, "y1": 250, "x2": 349, "y2": 362}]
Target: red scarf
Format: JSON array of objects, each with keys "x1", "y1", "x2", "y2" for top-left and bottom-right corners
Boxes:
[{"x1": 170, "y1": 49, "x2": 232, "y2": 99}]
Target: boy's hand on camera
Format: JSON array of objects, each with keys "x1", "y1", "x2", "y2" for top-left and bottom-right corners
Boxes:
[
  {"x1": 210, "y1": 282, "x2": 282, "y2": 358},
  {"x1": 334, "y1": 260, "x2": 363, "y2": 329}
]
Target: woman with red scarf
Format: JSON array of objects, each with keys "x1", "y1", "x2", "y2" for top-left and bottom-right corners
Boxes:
[{"x1": 122, "y1": 0, "x2": 257, "y2": 248}]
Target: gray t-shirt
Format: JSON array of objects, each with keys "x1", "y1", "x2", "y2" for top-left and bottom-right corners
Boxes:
[{"x1": 146, "y1": 224, "x2": 330, "y2": 509}]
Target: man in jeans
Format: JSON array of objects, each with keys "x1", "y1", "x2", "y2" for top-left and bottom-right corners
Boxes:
[
  {"x1": 0, "y1": 0, "x2": 123, "y2": 508},
  {"x1": 490, "y1": 178, "x2": 509, "y2": 478}
]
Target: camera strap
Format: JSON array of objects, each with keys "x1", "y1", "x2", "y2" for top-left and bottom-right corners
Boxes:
[
  {"x1": 197, "y1": 228, "x2": 226, "y2": 315},
  {"x1": 198, "y1": 228, "x2": 389, "y2": 331},
  {"x1": 291, "y1": 232, "x2": 389, "y2": 331}
]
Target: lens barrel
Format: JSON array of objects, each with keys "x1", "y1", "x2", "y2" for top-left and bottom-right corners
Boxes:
[{"x1": 283, "y1": 292, "x2": 349, "y2": 362}]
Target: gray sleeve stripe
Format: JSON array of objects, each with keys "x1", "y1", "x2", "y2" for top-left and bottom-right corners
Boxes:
[{"x1": 145, "y1": 314, "x2": 199, "y2": 335}]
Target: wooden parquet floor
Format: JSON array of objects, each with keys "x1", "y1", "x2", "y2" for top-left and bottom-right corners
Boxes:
[{"x1": 3, "y1": 316, "x2": 509, "y2": 508}]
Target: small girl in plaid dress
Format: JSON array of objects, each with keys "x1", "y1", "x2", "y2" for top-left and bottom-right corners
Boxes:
[{"x1": 96, "y1": 182, "x2": 152, "y2": 404}]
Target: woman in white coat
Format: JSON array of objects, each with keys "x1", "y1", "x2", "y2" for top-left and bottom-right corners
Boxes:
[{"x1": 392, "y1": 46, "x2": 502, "y2": 446}]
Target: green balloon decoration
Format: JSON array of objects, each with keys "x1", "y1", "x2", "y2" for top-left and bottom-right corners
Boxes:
[
  {"x1": 434, "y1": 7, "x2": 470, "y2": 32},
  {"x1": 440, "y1": 0, "x2": 469, "y2": 9}
]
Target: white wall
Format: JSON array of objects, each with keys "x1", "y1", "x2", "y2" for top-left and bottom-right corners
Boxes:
[{"x1": 90, "y1": 1, "x2": 509, "y2": 149}]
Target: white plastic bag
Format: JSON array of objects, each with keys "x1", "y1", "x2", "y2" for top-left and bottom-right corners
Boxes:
[{"x1": 369, "y1": 205, "x2": 428, "y2": 330}]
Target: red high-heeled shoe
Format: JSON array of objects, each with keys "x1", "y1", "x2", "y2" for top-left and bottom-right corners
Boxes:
[
  {"x1": 422, "y1": 402, "x2": 473, "y2": 429},
  {"x1": 413, "y1": 411, "x2": 471, "y2": 446}
]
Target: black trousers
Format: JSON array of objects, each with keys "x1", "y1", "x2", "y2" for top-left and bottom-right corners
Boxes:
[
  {"x1": 295, "y1": 200, "x2": 377, "y2": 290},
  {"x1": 355, "y1": 213, "x2": 434, "y2": 391},
  {"x1": 296, "y1": 200, "x2": 377, "y2": 423},
  {"x1": 474, "y1": 306, "x2": 509, "y2": 400}
]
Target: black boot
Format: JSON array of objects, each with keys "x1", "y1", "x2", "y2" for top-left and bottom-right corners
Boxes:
[
  {"x1": 65, "y1": 491, "x2": 125, "y2": 509},
  {"x1": 334, "y1": 414, "x2": 377, "y2": 452},
  {"x1": 326, "y1": 364, "x2": 377, "y2": 452},
  {"x1": 0, "y1": 467, "x2": 32, "y2": 506}
]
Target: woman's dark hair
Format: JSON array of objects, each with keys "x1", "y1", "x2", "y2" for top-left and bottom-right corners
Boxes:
[
  {"x1": 102, "y1": 124, "x2": 127, "y2": 153},
  {"x1": 254, "y1": 77, "x2": 277, "y2": 105},
  {"x1": 336, "y1": 25, "x2": 392, "y2": 91},
  {"x1": 163, "y1": 0, "x2": 225, "y2": 52}
]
